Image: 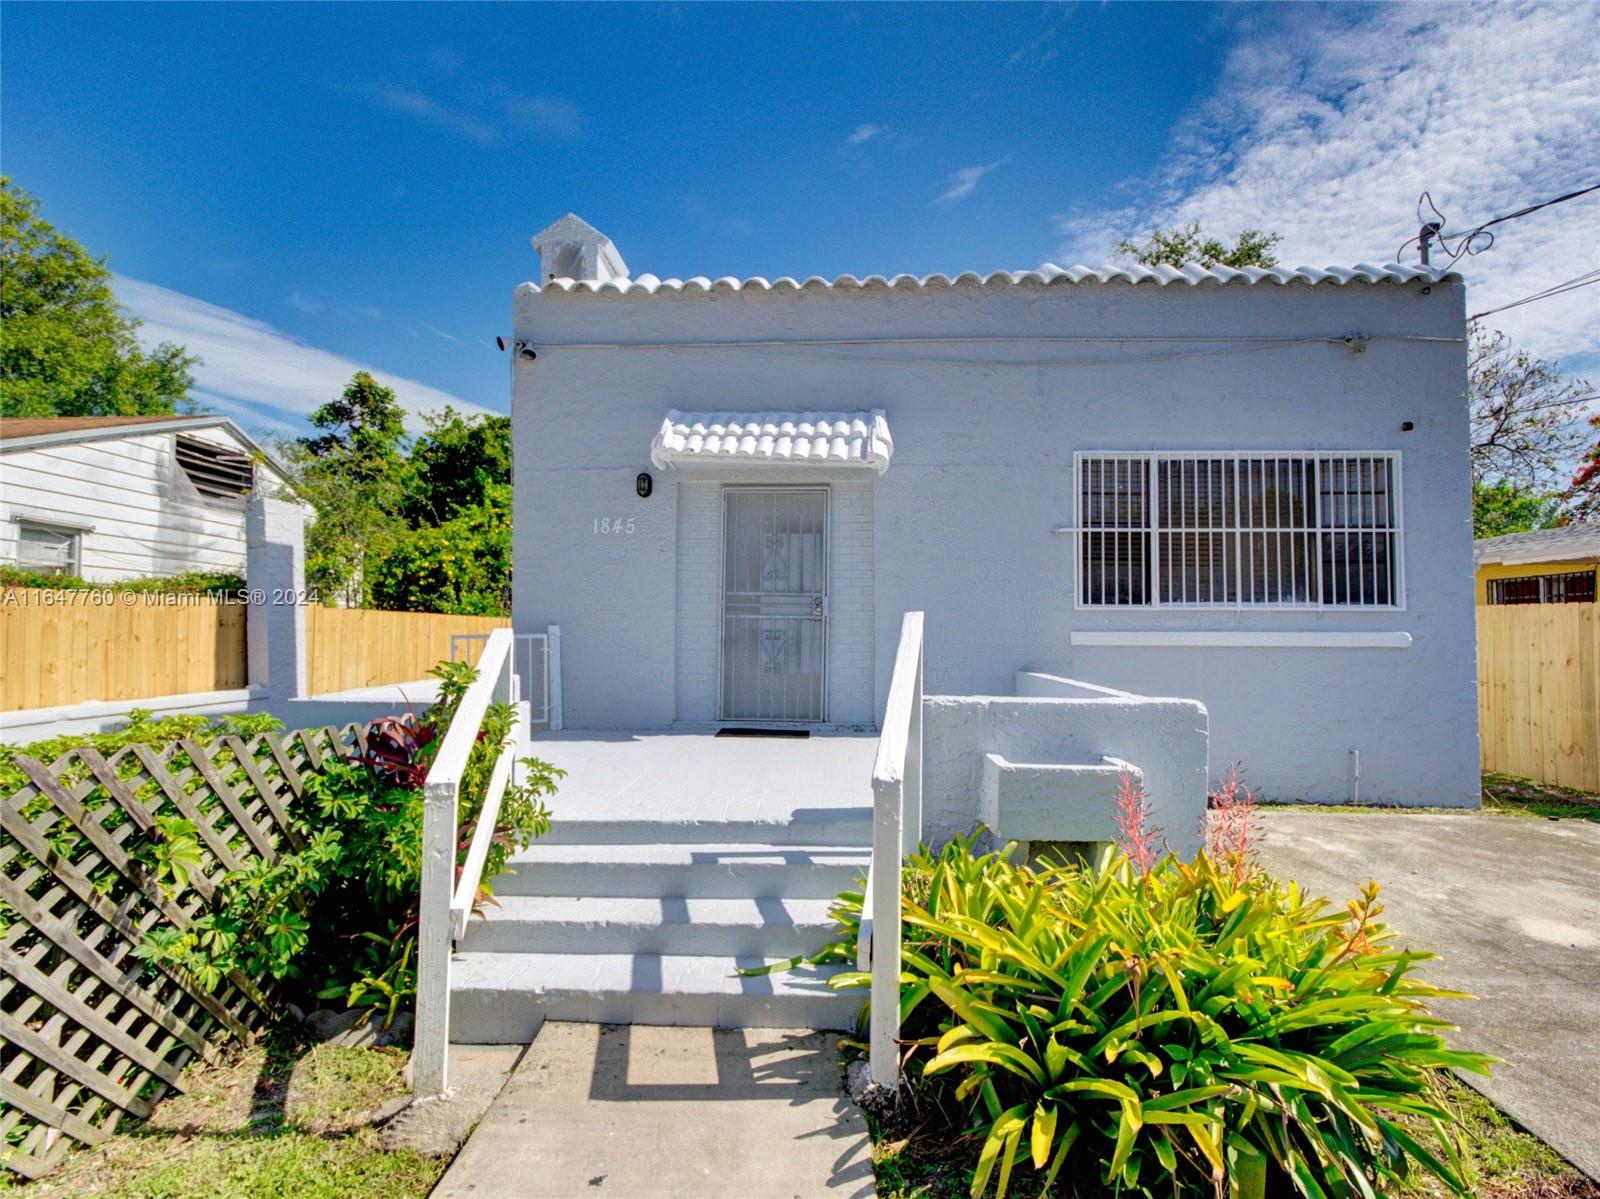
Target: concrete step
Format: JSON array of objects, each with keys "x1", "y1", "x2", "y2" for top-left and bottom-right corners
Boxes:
[
  {"x1": 495, "y1": 843, "x2": 869, "y2": 900},
  {"x1": 535, "y1": 813, "x2": 872, "y2": 848},
  {"x1": 460, "y1": 895, "x2": 846, "y2": 958},
  {"x1": 448, "y1": 952, "x2": 863, "y2": 1042}
]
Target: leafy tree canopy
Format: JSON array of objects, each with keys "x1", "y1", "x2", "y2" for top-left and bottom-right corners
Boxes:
[
  {"x1": 284, "y1": 379, "x2": 515, "y2": 614},
  {"x1": 1, "y1": 177, "x2": 197, "y2": 418},
  {"x1": 303, "y1": 370, "x2": 408, "y2": 480},
  {"x1": 284, "y1": 373, "x2": 411, "y2": 606},
  {"x1": 405, "y1": 408, "x2": 511, "y2": 526},
  {"x1": 1471, "y1": 480, "x2": 1563, "y2": 539},
  {"x1": 1115, "y1": 222, "x2": 1282, "y2": 269}
]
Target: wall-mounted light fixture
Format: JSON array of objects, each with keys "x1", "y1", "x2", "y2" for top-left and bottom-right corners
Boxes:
[
  {"x1": 636, "y1": 472, "x2": 653, "y2": 499},
  {"x1": 494, "y1": 336, "x2": 537, "y2": 360}
]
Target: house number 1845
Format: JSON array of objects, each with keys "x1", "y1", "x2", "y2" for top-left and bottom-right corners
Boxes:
[{"x1": 593, "y1": 517, "x2": 637, "y2": 535}]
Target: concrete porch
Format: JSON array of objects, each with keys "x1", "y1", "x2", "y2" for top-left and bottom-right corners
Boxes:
[{"x1": 448, "y1": 729, "x2": 876, "y2": 1043}]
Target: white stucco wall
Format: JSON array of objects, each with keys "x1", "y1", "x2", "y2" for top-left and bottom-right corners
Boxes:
[
  {"x1": 0, "y1": 427, "x2": 291, "y2": 582},
  {"x1": 511, "y1": 268, "x2": 1477, "y2": 806}
]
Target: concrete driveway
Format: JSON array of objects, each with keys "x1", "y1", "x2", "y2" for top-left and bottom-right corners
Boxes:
[{"x1": 1257, "y1": 810, "x2": 1600, "y2": 1181}]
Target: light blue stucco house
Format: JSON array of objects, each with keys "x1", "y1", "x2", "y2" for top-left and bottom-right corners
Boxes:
[{"x1": 411, "y1": 214, "x2": 1480, "y2": 1082}]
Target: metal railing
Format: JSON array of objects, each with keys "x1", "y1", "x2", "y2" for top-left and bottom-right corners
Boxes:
[
  {"x1": 857, "y1": 611, "x2": 923, "y2": 1088},
  {"x1": 414, "y1": 627, "x2": 517, "y2": 1096},
  {"x1": 451, "y1": 625, "x2": 562, "y2": 730}
]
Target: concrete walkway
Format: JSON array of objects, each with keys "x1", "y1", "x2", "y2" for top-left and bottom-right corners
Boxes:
[
  {"x1": 433, "y1": 1022, "x2": 874, "y2": 1198},
  {"x1": 1257, "y1": 810, "x2": 1600, "y2": 1180}
]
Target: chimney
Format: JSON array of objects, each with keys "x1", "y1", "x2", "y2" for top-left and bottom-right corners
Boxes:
[{"x1": 530, "y1": 213, "x2": 629, "y2": 284}]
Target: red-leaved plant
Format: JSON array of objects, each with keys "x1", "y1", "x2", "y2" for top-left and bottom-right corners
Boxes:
[
  {"x1": 1113, "y1": 767, "x2": 1162, "y2": 879},
  {"x1": 1205, "y1": 762, "x2": 1260, "y2": 883}
]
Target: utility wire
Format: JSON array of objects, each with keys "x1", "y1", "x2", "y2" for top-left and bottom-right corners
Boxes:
[
  {"x1": 1468, "y1": 268, "x2": 1600, "y2": 322},
  {"x1": 1397, "y1": 182, "x2": 1600, "y2": 265}
]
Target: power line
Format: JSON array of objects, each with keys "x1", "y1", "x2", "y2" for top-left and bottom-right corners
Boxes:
[
  {"x1": 1468, "y1": 268, "x2": 1600, "y2": 322},
  {"x1": 1397, "y1": 182, "x2": 1600, "y2": 265}
]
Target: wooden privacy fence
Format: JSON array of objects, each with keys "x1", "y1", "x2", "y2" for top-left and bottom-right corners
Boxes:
[
  {"x1": 0, "y1": 590, "x2": 247, "y2": 712},
  {"x1": 305, "y1": 607, "x2": 509, "y2": 695},
  {"x1": 1477, "y1": 601, "x2": 1600, "y2": 793},
  {"x1": 0, "y1": 722, "x2": 368, "y2": 1179}
]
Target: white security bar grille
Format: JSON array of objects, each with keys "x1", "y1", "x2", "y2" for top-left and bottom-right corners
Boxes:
[{"x1": 1078, "y1": 452, "x2": 1403, "y2": 609}]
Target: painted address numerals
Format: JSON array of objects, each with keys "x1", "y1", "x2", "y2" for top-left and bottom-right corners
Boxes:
[{"x1": 592, "y1": 517, "x2": 637, "y2": 535}]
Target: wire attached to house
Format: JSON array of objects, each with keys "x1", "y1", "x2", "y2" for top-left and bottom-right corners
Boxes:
[
  {"x1": 1467, "y1": 268, "x2": 1600, "y2": 323},
  {"x1": 528, "y1": 331, "x2": 1460, "y2": 369},
  {"x1": 1397, "y1": 183, "x2": 1600, "y2": 266}
]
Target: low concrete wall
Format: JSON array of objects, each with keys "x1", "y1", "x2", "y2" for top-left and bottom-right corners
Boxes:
[
  {"x1": 923, "y1": 693, "x2": 1210, "y2": 858},
  {"x1": 0, "y1": 688, "x2": 259, "y2": 740},
  {"x1": 0, "y1": 680, "x2": 443, "y2": 744}
]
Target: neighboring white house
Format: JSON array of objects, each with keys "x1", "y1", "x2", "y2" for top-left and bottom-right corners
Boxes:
[
  {"x1": 0, "y1": 414, "x2": 293, "y2": 581},
  {"x1": 510, "y1": 214, "x2": 1479, "y2": 807}
]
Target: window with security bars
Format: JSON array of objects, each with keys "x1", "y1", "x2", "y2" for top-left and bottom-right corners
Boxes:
[
  {"x1": 1078, "y1": 453, "x2": 1402, "y2": 608},
  {"x1": 1486, "y1": 570, "x2": 1596, "y2": 605}
]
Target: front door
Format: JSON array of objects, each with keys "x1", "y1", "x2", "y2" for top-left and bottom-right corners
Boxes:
[{"x1": 720, "y1": 488, "x2": 828, "y2": 722}]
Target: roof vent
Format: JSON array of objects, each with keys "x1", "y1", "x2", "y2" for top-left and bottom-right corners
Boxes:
[{"x1": 530, "y1": 213, "x2": 629, "y2": 284}]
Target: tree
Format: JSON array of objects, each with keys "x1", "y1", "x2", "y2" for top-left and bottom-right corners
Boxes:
[
  {"x1": 1115, "y1": 222, "x2": 1282, "y2": 269},
  {"x1": 286, "y1": 372, "x2": 410, "y2": 605},
  {"x1": 1468, "y1": 327, "x2": 1592, "y2": 494},
  {"x1": 404, "y1": 408, "x2": 511, "y2": 527},
  {"x1": 1565, "y1": 412, "x2": 1600, "y2": 523},
  {"x1": 1, "y1": 177, "x2": 197, "y2": 417},
  {"x1": 369, "y1": 483, "x2": 512, "y2": 615},
  {"x1": 1471, "y1": 479, "x2": 1562, "y2": 539}
]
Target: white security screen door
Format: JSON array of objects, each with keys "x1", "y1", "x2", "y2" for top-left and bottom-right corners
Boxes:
[{"x1": 720, "y1": 488, "x2": 828, "y2": 722}]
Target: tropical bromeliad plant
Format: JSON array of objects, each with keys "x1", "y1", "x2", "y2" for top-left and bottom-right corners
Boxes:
[{"x1": 812, "y1": 809, "x2": 1491, "y2": 1198}]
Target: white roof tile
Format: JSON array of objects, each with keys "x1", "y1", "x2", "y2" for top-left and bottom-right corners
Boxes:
[
  {"x1": 651, "y1": 410, "x2": 893, "y2": 473},
  {"x1": 534, "y1": 262, "x2": 1459, "y2": 297}
]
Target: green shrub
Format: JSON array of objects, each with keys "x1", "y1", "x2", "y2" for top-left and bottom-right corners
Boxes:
[
  {"x1": 135, "y1": 660, "x2": 560, "y2": 1024},
  {"x1": 0, "y1": 565, "x2": 245, "y2": 594},
  {"x1": 819, "y1": 837, "x2": 1491, "y2": 1199}
]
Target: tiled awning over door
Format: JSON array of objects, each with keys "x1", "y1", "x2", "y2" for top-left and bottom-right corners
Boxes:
[{"x1": 649, "y1": 410, "x2": 893, "y2": 474}]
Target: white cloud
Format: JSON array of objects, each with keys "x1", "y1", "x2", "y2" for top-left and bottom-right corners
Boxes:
[
  {"x1": 846, "y1": 123, "x2": 885, "y2": 147},
  {"x1": 116, "y1": 277, "x2": 495, "y2": 441},
  {"x1": 502, "y1": 93, "x2": 584, "y2": 141},
  {"x1": 286, "y1": 290, "x2": 323, "y2": 314},
  {"x1": 934, "y1": 158, "x2": 1007, "y2": 206},
  {"x1": 356, "y1": 84, "x2": 501, "y2": 147},
  {"x1": 1055, "y1": 3, "x2": 1600, "y2": 371},
  {"x1": 352, "y1": 82, "x2": 585, "y2": 147}
]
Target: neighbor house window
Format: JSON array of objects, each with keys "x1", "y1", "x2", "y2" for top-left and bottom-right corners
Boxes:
[
  {"x1": 15, "y1": 520, "x2": 81, "y2": 577},
  {"x1": 176, "y1": 435, "x2": 255, "y2": 500},
  {"x1": 1078, "y1": 452, "x2": 1402, "y2": 608},
  {"x1": 1486, "y1": 571, "x2": 1596, "y2": 605}
]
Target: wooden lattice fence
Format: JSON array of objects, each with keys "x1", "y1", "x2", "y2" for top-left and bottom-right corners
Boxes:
[{"x1": 0, "y1": 723, "x2": 371, "y2": 1179}]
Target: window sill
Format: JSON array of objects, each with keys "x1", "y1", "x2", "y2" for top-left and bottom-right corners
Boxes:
[{"x1": 1069, "y1": 631, "x2": 1413, "y2": 649}]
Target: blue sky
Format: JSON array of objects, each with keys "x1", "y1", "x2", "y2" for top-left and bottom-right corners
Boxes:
[{"x1": 4, "y1": 2, "x2": 1596, "y2": 438}]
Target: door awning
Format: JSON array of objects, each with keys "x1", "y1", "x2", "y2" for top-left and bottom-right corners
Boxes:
[{"x1": 650, "y1": 409, "x2": 893, "y2": 474}]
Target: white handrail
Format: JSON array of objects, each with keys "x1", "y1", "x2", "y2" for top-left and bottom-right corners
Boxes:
[
  {"x1": 449, "y1": 729, "x2": 518, "y2": 940},
  {"x1": 415, "y1": 626, "x2": 515, "y2": 1097},
  {"x1": 862, "y1": 611, "x2": 924, "y2": 1089}
]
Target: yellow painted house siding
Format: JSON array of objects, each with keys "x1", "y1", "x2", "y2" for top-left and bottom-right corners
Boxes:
[{"x1": 1475, "y1": 559, "x2": 1600, "y2": 604}]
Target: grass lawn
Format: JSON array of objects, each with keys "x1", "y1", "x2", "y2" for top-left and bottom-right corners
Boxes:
[
  {"x1": 867, "y1": 1075, "x2": 1600, "y2": 1199},
  {"x1": 1481, "y1": 773, "x2": 1600, "y2": 821},
  {"x1": 4, "y1": 1028, "x2": 444, "y2": 1199},
  {"x1": 1255, "y1": 773, "x2": 1600, "y2": 822}
]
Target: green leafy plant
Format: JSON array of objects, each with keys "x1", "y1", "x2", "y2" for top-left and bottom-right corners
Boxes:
[
  {"x1": 815, "y1": 835, "x2": 1492, "y2": 1199},
  {"x1": 136, "y1": 658, "x2": 560, "y2": 1023}
]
